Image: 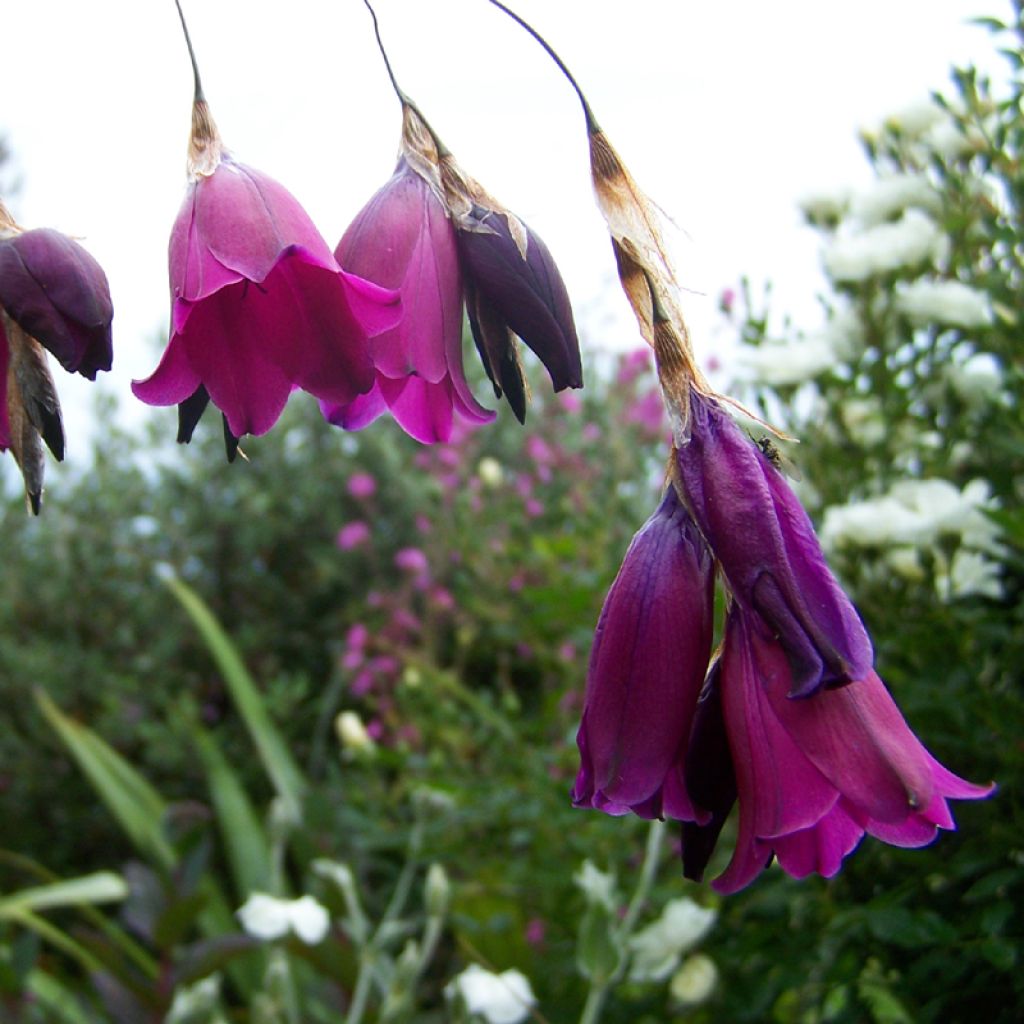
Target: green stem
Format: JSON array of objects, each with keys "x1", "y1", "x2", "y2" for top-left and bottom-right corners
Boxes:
[{"x1": 577, "y1": 820, "x2": 666, "y2": 1024}]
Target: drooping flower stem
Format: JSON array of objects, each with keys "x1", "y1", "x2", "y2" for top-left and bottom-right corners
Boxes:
[
  {"x1": 360, "y1": 0, "x2": 451, "y2": 157},
  {"x1": 172, "y1": 0, "x2": 205, "y2": 102},
  {"x1": 484, "y1": 0, "x2": 600, "y2": 134}
]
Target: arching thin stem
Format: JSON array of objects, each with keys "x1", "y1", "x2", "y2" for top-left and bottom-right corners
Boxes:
[
  {"x1": 361, "y1": 0, "x2": 408, "y2": 106},
  {"x1": 173, "y1": 0, "x2": 205, "y2": 101},
  {"x1": 484, "y1": 0, "x2": 600, "y2": 133}
]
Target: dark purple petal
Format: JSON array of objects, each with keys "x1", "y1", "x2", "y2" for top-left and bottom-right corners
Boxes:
[
  {"x1": 457, "y1": 206, "x2": 582, "y2": 394},
  {"x1": 466, "y1": 278, "x2": 527, "y2": 423},
  {"x1": 0, "y1": 228, "x2": 113, "y2": 379},
  {"x1": 573, "y1": 487, "x2": 714, "y2": 816},
  {"x1": 676, "y1": 388, "x2": 872, "y2": 697},
  {"x1": 681, "y1": 662, "x2": 738, "y2": 882}
]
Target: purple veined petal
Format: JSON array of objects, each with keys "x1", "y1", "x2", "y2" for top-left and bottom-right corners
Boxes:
[
  {"x1": 0, "y1": 228, "x2": 113, "y2": 379},
  {"x1": 338, "y1": 270, "x2": 403, "y2": 339},
  {"x1": 337, "y1": 161, "x2": 455, "y2": 382},
  {"x1": 772, "y1": 800, "x2": 865, "y2": 880},
  {"x1": 573, "y1": 487, "x2": 714, "y2": 815},
  {"x1": 131, "y1": 332, "x2": 202, "y2": 408},
  {"x1": 457, "y1": 207, "x2": 582, "y2": 393},
  {"x1": 170, "y1": 185, "x2": 244, "y2": 304},
  {"x1": 712, "y1": 610, "x2": 840, "y2": 895},
  {"x1": 676, "y1": 388, "x2": 872, "y2": 697},
  {"x1": 191, "y1": 157, "x2": 337, "y2": 289},
  {"x1": 0, "y1": 320, "x2": 11, "y2": 449}
]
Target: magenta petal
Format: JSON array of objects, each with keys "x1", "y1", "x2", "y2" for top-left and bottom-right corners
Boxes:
[
  {"x1": 573, "y1": 488, "x2": 714, "y2": 814},
  {"x1": 379, "y1": 374, "x2": 455, "y2": 444},
  {"x1": 170, "y1": 187, "x2": 243, "y2": 303},
  {"x1": 773, "y1": 800, "x2": 865, "y2": 879},
  {"x1": 195, "y1": 158, "x2": 336, "y2": 286},
  {"x1": 321, "y1": 382, "x2": 388, "y2": 432},
  {"x1": 176, "y1": 287, "x2": 292, "y2": 438},
  {"x1": 757, "y1": 644, "x2": 937, "y2": 824},
  {"x1": 339, "y1": 270, "x2": 402, "y2": 339},
  {"x1": 131, "y1": 333, "x2": 201, "y2": 408},
  {"x1": 713, "y1": 612, "x2": 840, "y2": 894}
]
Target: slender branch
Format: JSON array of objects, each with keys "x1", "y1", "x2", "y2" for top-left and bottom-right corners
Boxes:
[
  {"x1": 484, "y1": 0, "x2": 600, "y2": 133},
  {"x1": 173, "y1": 0, "x2": 205, "y2": 101}
]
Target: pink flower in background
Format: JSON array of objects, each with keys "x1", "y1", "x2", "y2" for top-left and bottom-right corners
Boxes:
[
  {"x1": 525, "y1": 498, "x2": 544, "y2": 518},
  {"x1": 336, "y1": 521, "x2": 371, "y2": 550},
  {"x1": 324, "y1": 152, "x2": 494, "y2": 443},
  {"x1": 347, "y1": 472, "x2": 377, "y2": 499},
  {"x1": 395, "y1": 547, "x2": 429, "y2": 575},
  {"x1": 625, "y1": 389, "x2": 666, "y2": 438},
  {"x1": 525, "y1": 918, "x2": 546, "y2": 947},
  {"x1": 132, "y1": 99, "x2": 399, "y2": 455},
  {"x1": 616, "y1": 347, "x2": 651, "y2": 386}
]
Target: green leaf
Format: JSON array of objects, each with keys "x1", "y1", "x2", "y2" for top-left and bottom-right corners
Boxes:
[
  {"x1": 576, "y1": 902, "x2": 622, "y2": 984},
  {"x1": 34, "y1": 689, "x2": 175, "y2": 870},
  {"x1": 191, "y1": 722, "x2": 273, "y2": 900},
  {"x1": 163, "y1": 575, "x2": 306, "y2": 819},
  {"x1": 23, "y1": 970, "x2": 94, "y2": 1024},
  {"x1": 0, "y1": 871, "x2": 127, "y2": 914}
]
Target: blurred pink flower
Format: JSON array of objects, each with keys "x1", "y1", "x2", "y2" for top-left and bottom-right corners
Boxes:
[
  {"x1": 616, "y1": 347, "x2": 651, "y2": 386},
  {"x1": 582, "y1": 422, "x2": 602, "y2": 442},
  {"x1": 347, "y1": 472, "x2": 377, "y2": 499},
  {"x1": 336, "y1": 520, "x2": 371, "y2": 550},
  {"x1": 559, "y1": 391, "x2": 582, "y2": 414},
  {"x1": 525, "y1": 498, "x2": 544, "y2": 518},
  {"x1": 719, "y1": 286, "x2": 736, "y2": 315},
  {"x1": 625, "y1": 389, "x2": 666, "y2": 437},
  {"x1": 558, "y1": 642, "x2": 577, "y2": 663},
  {"x1": 351, "y1": 670, "x2": 375, "y2": 696},
  {"x1": 525, "y1": 434, "x2": 554, "y2": 465},
  {"x1": 395, "y1": 547, "x2": 429, "y2": 574},
  {"x1": 431, "y1": 586, "x2": 456, "y2": 611},
  {"x1": 525, "y1": 918, "x2": 546, "y2": 947},
  {"x1": 346, "y1": 623, "x2": 369, "y2": 649},
  {"x1": 415, "y1": 514, "x2": 432, "y2": 534}
]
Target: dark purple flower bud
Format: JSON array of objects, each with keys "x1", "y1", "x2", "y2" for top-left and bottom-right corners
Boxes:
[
  {"x1": 0, "y1": 227, "x2": 113, "y2": 380},
  {"x1": 573, "y1": 487, "x2": 714, "y2": 819},
  {"x1": 457, "y1": 205, "x2": 582, "y2": 406},
  {"x1": 676, "y1": 388, "x2": 872, "y2": 697}
]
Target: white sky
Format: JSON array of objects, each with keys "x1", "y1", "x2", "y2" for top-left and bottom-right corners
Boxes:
[{"x1": 0, "y1": 0, "x2": 1005, "y2": 450}]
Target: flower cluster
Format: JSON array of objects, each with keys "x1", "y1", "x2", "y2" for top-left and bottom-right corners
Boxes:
[
  {"x1": 0, "y1": 200, "x2": 113, "y2": 511},
  {"x1": 573, "y1": 388, "x2": 993, "y2": 891},
  {"x1": 135, "y1": 5, "x2": 581, "y2": 454}
]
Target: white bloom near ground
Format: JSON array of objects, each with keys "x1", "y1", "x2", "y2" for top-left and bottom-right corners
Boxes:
[
  {"x1": 824, "y1": 209, "x2": 948, "y2": 281},
  {"x1": 939, "y1": 549, "x2": 1005, "y2": 601},
  {"x1": 335, "y1": 710, "x2": 376, "y2": 754},
  {"x1": 628, "y1": 898, "x2": 717, "y2": 982},
  {"x1": 895, "y1": 278, "x2": 994, "y2": 327},
  {"x1": 236, "y1": 893, "x2": 331, "y2": 944},
  {"x1": 446, "y1": 964, "x2": 537, "y2": 1024},
  {"x1": 850, "y1": 173, "x2": 941, "y2": 226},
  {"x1": 799, "y1": 187, "x2": 851, "y2": 224}
]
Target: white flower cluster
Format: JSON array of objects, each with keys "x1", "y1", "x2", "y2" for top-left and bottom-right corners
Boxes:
[
  {"x1": 446, "y1": 964, "x2": 537, "y2": 1024},
  {"x1": 821, "y1": 477, "x2": 1004, "y2": 600},
  {"x1": 869, "y1": 96, "x2": 991, "y2": 160},
  {"x1": 824, "y1": 209, "x2": 949, "y2": 282},
  {"x1": 573, "y1": 858, "x2": 617, "y2": 909},
  {"x1": 628, "y1": 897, "x2": 717, "y2": 984},
  {"x1": 896, "y1": 278, "x2": 993, "y2": 328}
]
